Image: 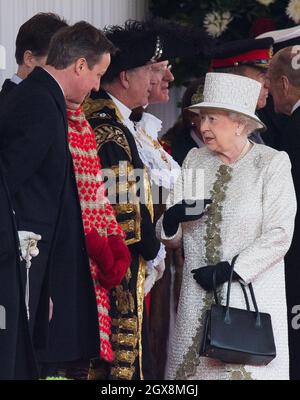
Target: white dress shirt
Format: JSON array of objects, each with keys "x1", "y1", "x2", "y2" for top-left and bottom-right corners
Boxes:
[{"x1": 291, "y1": 98, "x2": 300, "y2": 114}]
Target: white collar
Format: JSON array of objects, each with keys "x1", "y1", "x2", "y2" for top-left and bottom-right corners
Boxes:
[
  {"x1": 292, "y1": 98, "x2": 300, "y2": 114},
  {"x1": 42, "y1": 67, "x2": 65, "y2": 96},
  {"x1": 106, "y1": 92, "x2": 137, "y2": 136},
  {"x1": 137, "y1": 112, "x2": 162, "y2": 140},
  {"x1": 132, "y1": 111, "x2": 181, "y2": 190},
  {"x1": 10, "y1": 74, "x2": 23, "y2": 85},
  {"x1": 107, "y1": 92, "x2": 131, "y2": 121}
]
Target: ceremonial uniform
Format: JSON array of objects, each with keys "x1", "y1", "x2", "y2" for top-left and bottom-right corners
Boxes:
[{"x1": 85, "y1": 90, "x2": 160, "y2": 380}]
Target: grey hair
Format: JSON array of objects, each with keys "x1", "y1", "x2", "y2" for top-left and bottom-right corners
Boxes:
[{"x1": 228, "y1": 112, "x2": 261, "y2": 136}]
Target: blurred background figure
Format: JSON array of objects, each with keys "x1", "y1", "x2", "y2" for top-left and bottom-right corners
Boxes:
[
  {"x1": 0, "y1": 12, "x2": 67, "y2": 103},
  {"x1": 161, "y1": 77, "x2": 205, "y2": 166}
]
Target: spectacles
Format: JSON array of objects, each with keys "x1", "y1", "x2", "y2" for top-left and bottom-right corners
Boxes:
[{"x1": 151, "y1": 63, "x2": 172, "y2": 74}]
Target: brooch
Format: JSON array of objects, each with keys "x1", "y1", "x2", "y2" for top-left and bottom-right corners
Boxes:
[{"x1": 254, "y1": 154, "x2": 263, "y2": 169}]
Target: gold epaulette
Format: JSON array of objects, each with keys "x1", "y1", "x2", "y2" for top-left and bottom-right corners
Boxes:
[
  {"x1": 83, "y1": 97, "x2": 123, "y2": 122},
  {"x1": 94, "y1": 124, "x2": 132, "y2": 162}
]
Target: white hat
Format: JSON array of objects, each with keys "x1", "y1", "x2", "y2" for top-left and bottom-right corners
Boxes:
[{"x1": 188, "y1": 72, "x2": 265, "y2": 130}]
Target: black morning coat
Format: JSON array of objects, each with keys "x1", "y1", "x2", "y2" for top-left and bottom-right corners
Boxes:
[
  {"x1": 258, "y1": 96, "x2": 300, "y2": 380},
  {"x1": 0, "y1": 67, "x2": 99, "y2": 372},
  {"x1": 271, "y1": 105, "x2": 300, "y2": 381},
  {"x1": 0, "y1": 79, "x2": 17, "y2": 106},
  {"x1": 0, "y1": 160, "x2": 38, "y2": 379},
  {"x1": 258, "y1": 95, "x2": 289, "y2": 150}
]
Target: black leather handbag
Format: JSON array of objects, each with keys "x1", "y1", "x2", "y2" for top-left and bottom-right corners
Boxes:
[{"x1": 200, "y1": 256, "x2": 276, "y2": 366}]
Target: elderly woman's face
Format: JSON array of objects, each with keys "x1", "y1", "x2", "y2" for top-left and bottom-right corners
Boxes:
[{"x1": 199, "y1": 109, "x2": 240, "y2": 152}]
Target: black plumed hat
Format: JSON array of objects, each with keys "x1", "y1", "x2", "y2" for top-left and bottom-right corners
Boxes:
[
  {"x1": 103, "y1": 20, "x2": 159, "y2": 82},
  {"x1": 143, "y1": 17, "x2": 214, "y2": 61},
  {"x1": 103, "y1": 18, "x2": 214, "y2": 82}
]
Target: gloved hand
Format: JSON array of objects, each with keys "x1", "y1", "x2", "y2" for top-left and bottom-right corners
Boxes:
[
  {"x1": 191, "y1": 261, "x2": 239, "y2": 291},
  {"x1": 18, "y1": 231, "x2": 42, "y2": 261},
  {"x1": 85, "y1": 228, "x2": 114, "y2": 272},
  {"x1": 155, "y1": 259, "x2": 165, "y2": 281},
  {"x1": 85, "y1": 228, "x2": 131, "y2": 290},
  {"x1": 163, "y1": 199, "x2": 211, "y2": 237},
  {"x1": 105, "y1": 235, "x2": 131, "y2": 288},
  {"x1": 144, "y1": 267, "x2": 158, "y2": 296}
]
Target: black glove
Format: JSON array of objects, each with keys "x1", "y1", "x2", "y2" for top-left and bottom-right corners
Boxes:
[
  {"x1": 191, "y1": 261, "x2": 239, "y2": 291},
  {"x1": 162, "y1": 199, "x2": 211, "y2": 237}
]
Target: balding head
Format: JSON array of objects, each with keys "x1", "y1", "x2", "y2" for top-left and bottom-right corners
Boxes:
[
  {"x1": 269, "y1": 47, "x2": 300, "y2": 86},
  {"x1": 268, "y1": 46, "x2": 300, "y2": 115}
]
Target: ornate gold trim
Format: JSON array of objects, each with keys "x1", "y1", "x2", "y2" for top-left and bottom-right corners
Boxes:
[
  {"x1": 115, "y1": 350, "x2": 138, "y2": 365},
  {"x1": 136, "y1": 257, "x2": 146, "y2": 380},
  {"x1": 113, "y1": 285, "x2": 135, "y2": 315},
  {"x1": 143, "y1": 169, "x2": 154, "y2": 222},
  {"x1": 114, "y1": 204, "x2": 135, "y2": 215},
  {"x1": 175, "y1": 164, "x2": 232, "y2": 380},
  {"x1": 94, "y1": 125, "x2": 132, "y2": 161},
  {"x1": 111, "y1": 333, "x2": 138, "y2": 348},
  {"x1": 107, "y1": 163, "x2": 141, "y2": 245},
  {"x1": 111, "y1": 317, "x2": 137, "y2": 332},
  {"x1": 83, "y1": 98, "x2": 123, "y2": 122},
  {"x1": 111, "y1": 366, "x2": 135, "y2": 380}
]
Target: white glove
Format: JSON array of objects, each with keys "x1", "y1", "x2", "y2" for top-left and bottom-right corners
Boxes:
[
  {"x1": 155, "y1": 260, "x2": 165, "y2": 282},
  {"x1": 18, "y1": 231, "x2": 42, "y2": 261},
  {"x1": 144, "y1": 267, "x2": 158, "y2": 296}
]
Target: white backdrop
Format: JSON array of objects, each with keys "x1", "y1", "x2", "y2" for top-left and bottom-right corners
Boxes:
[
  {"x1": 0, "y1": 0, "x2": 149, "y2": 84},
  {"x1": 0, "y1": 0, "x2": 181, "y2": 135}
]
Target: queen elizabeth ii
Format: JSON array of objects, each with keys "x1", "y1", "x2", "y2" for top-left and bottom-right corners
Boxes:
[{"x1": 157, "y1": 72, "x2": 297, "y2": 380}]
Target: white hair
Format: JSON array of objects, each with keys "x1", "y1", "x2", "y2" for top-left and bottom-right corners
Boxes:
[{"x1": 228, "y1": 112, "x2": 262, "y2": 136}]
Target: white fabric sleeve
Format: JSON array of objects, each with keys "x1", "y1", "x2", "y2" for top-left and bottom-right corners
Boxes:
[{"x1": 234, "y1": 151, "x2": 297, "y2": 284}]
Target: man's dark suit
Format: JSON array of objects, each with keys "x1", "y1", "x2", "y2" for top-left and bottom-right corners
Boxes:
[
  {"x1": 0, "y1": 79, "x2": 17, "y2": 106},
  {"x1": 271, "y1": 106, "x2": 300, "y2": 380},
  {"x1": 0, "y1": 67, "x2": 99, "y2": 366},
  {"x1": 258, "y1": 96, "x2": 289, "y2": 150},
  {"x1": 0, "y1": 160, "x2": 38, "y2": 379}
]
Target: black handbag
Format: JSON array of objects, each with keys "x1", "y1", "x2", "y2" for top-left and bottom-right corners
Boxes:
[{"x1": 200, "y1": 255, "x2": 276, "y2": 366}]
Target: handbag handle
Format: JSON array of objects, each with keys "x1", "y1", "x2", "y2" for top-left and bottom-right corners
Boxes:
[
  {"x1": 225, "y1": 255, "x2": 261, "y2": 327},
  {"x1": 212, "y1": 256, "x2": 250, "y2": 311}
]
